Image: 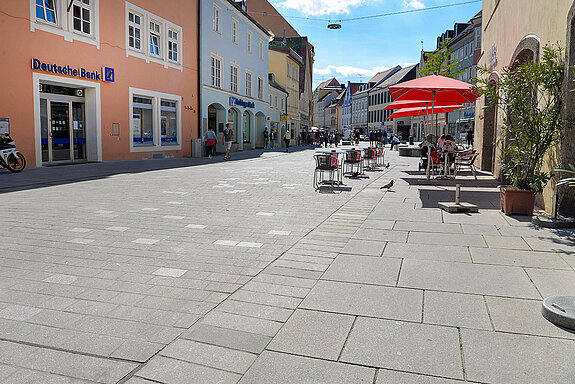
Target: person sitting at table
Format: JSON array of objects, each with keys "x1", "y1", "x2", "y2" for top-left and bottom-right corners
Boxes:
[
  {"x1": 439, "y1": 134, "x2": 457, "y2": 164},
  {"x1": 437, "y1": 134, "x2": 446, "y2": 149}
]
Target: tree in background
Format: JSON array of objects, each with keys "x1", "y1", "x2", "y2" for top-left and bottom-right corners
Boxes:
[{"x1": 418, "y1": 38, "x2": 464, "y2": 79}]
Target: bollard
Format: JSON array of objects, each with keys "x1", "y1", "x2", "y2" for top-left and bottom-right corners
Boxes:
[{"x1": 456, "y1": 184, "x2": 461, "y2": 204}]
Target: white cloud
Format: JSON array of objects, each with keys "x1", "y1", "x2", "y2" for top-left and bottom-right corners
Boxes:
[
  {"x1": 404, "y1": 0, "x2": 425, "y2": 10},
  {"x1": 276, "y1": 0, "x2": 366, "y2": 16},
  {"x1": 314, "y1": 65, "x2": 389, "y2": 79}
]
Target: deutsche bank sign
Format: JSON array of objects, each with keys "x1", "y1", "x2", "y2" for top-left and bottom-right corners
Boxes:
[
  {"x1": 229, "y1": 96, "x2": 254, "y2": 108},
  {"x1": 32, "y1": 58, "x2": 115, "y2": 83}
]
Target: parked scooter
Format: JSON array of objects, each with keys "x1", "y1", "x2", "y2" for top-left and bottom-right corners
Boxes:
[{"x1": 0, "y1": 135, "x2": 26, "y2": 172}]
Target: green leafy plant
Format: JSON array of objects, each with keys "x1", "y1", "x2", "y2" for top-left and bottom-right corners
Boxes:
[
  {"x1": 475, "y1": 45, "x2": 565, "y2": 193},
  {"x1": 557, "y1": 164, "x2": 575, "y2": 187},
  {"x1": 418, "y1": 38, "x2": 464, "y2": 79}
]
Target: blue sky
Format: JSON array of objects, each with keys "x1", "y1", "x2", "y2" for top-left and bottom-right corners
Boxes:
[{"x1": 269, "y1": 0, "x2": 482, "y2": 88}]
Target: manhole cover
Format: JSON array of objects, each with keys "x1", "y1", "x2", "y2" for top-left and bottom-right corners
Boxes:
[{"x1": 542, "y1": 296, "x2": 575, "y2": 331}]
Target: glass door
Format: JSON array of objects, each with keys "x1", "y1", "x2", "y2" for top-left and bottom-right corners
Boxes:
[
  {"x1": 72, "y1": 102, "x2": 86, "y2": 160},
  {"x1": 50, "y1": 102, "x2": 71, "y2": 162}
]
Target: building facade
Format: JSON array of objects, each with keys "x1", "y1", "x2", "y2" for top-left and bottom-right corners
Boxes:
[
  {"x1": 312, "y1": 78, "x2": 343, "y2": 128},
  {"x1": 268, "y1": 74, "x2": 288, "y2": 147},
  {"x1": 0, "y1": 0, "x2": 198, "y2": 167},
  {"x1": 475, "y1": 0, "x2": 575, "y2": 216},
  {"x1": 200, "y1": 0, "x2": 270, "y2": 154},
  {"x1": 351, "y1": 84, "x2": 370, "y2": 133},
  {"x1": 340, "y1": 82, "x2": 363, "y2": 132}
]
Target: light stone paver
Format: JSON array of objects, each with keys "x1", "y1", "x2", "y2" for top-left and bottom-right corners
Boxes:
[
  {"x1": 300, "y1": 280, "x2": 423, "y2": 322},
  {"x1": 131, "y1": 238, "x2": 159, "y2": 245},
  {"x1": 266, "y1": 309, "x2": 355, "y2": 360},
  {"x1": 321, "y1": 254, "x2": 402, "y2": 285},
  {"x1": 239, "y1": 350, "x2": 375, "y2": 384},
  {"x1": 2, "y1": 145, "x2": 574, "y2": 383},
  {"x1": 340, "y1": 317, "x2": 463, "y2": 380},
  {"x1": 399, "y1": 259, "x2": 541, "y2": 299},
  {"x1": 462, "y1": 329, "x2": 575, "y2": 384}
]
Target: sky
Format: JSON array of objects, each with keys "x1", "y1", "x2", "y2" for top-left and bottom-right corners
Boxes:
[{"x1": 268, "y1": 0, "x2": 482, "y2": 89}]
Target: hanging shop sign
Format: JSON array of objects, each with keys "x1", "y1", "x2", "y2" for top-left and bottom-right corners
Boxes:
[
  {"x1": 31, "y1": 58, "x2": 115, "y2": 82},
  {"x1": 229, "y1": 96, "x2": 254, "y2": 108}
]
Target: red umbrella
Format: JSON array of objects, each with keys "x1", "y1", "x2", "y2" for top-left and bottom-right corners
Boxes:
[
  {"x1": 389, "y1": 75, "x2": 479, "y2": 104},
  {"x1": 388, "y1": 104, "x2": 463, "y2": 119},
  {"x1": 384, "y1": 99, "x2": 460, "y2": 111}
]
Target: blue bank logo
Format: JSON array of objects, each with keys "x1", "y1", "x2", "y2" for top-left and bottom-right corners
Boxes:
[
  {"x1": 229, "y1": 96, "x2": 255, "y2": 109},
  {"x1": 103, "y1": 67, "x2": 115, "y2": 82}
]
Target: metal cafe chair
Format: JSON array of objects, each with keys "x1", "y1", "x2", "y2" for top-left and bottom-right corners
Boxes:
[
  {"x1": 313, "y1": 154, "x2": 341, "y2": 188},
  {"x1": 363, "y1": 148, "x2": 377, "y2": 170},
  {"x1": 343, "y1": 149, "x2": 363, "y2": 176},
  {"x1": 454, "y1": 150, "x2": 479, "y2": 180},
  {"x1": 427, "y1": 151, "x2": 444, "y2": 179}
]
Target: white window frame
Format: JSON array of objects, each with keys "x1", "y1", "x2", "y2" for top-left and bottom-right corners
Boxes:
[
  {"x1": 259, "y1": 39, "x2": 264, "y2": 61},
  {"x1": 245, "y1": 71, "x2": 253, "y2": 97},
  {"x1": 70, "y1": 0, "x2": 94, "y2": 38},
  {"x1": 213, "y1": 4, "x2": 221, "y2": 34},
  {"x1": 247, "y1": 30, "x2": 252, "y2": 54},
  {"x1": 125, "y1": 3, "x2": 183, "y2": 70},
  {"x1": 257, "y1": 76, "x2": 264, "y2": 100},
  {"x1": 167, "y1": 28, "x2": 179, "y2": 64},
  {"x1": 211, "y1": 55, "x2": 222, "y2": 88},
  {"x1": 148, "y1": 19, "x2": 162, "y2": 58},
  {"x1": 30, "y1": 0, "x2": 101, "y2": 48},
  {"x1": 128, "y1": 10, "x2": 143, "y2": 52},
  {"x1": 129, "y1": 88, "x2": 182, "y2": 152},
  {"x1": 231, "y1": 18, "x2": 239, "y2": 45},
  {"x1": 230, "y1": 63, "x2": 239, "y2": 93}
]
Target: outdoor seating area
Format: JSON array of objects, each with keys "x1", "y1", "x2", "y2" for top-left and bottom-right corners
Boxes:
[{"x1": 314, "y1": 146, "x2": 386, "y2": 189}]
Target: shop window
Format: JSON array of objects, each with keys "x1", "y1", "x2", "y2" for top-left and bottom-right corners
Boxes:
[
  {"x1": 36, "y1": 0, "x2": 57, "y2": 24},
  {"x1": 72, "y1": 0, "x2": 91, "y2": 35},
  {"x1": 128, "y1": 11, "x2": 142, "y2": 50},
  {"x1": 211, "y1": 56, "x2": 222, "y2": 88},
  {"x1": 132, "y1": 96, "x2": 154, "y2": 147},
  {"x1": 168, "y1": 29, "x2": 178, "y2": 63},
  {"x1": 161, "y1": 100, "x2": 178, "y2": 146}
]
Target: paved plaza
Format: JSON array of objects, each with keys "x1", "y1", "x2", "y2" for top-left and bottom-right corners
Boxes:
[{"x1": 0, "y1": 146, "x2": 574, "y2": 383}]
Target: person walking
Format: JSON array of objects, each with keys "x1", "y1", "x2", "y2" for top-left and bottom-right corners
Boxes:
[
  {"x1": 466, "y1": 129, "x2": 474, "y2": 147},
  {"x1": 263, "y1": 127, "x2": 269, "y2": 149},
  {"x1": 369, "y1": 130, "x2": 375, "y2": 146},
  {"x1": 270, "y1": 129, "x2": 276, "y2": 149},
  {"x1": 204, "y1": 127, "x2": 217, "y2": 158},
  {"x1": 284, "y1": 128, "x2": 291, "y2": 153},
  {"x1": 223, "y1": 123, "x2": 234, "y2": 160}
]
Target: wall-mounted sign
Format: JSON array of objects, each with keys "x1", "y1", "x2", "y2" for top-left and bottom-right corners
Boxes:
[
  {"x1": 229, "y1": 96, "x2": 254, "y2": 108},
  {"x1": 281, "y1": 114, "x2": 287, "y2": 121},
  {"x1": 464, "y1": 112, "x2": 475, "y2": 118},
  {"x1": 32, "y1": 58, "x2": 115, "y2": 82}
]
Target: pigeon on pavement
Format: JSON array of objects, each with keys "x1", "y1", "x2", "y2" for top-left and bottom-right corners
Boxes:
[
  {"x1": 385, "y1": 162, "x2": 390, "y2": 168},
  {"x1": 380, "y1": 180, "x2": 394, "y2": 189}
]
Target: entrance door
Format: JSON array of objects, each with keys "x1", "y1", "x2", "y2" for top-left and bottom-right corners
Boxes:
[{"x1": 50, "y1": 101, "x2": 71, "y2": 162}]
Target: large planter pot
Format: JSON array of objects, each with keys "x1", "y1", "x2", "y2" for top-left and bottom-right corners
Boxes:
[{"x1": 500, "y1": 186, "x2": 537, "y2": 216}]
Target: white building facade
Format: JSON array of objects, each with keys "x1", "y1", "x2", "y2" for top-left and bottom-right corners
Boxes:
[{"x1": 200, "y1": 0, "x2": 271, "y2": 153}]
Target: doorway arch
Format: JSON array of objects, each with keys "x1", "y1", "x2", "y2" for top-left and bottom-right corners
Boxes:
[
  {"x1": 242, "y1": 110, "x2": 253, "y2": 149},
  {"x1": 208, "y1": 103, "x2": 226, "y2": 153},
  {"x1": 255, "y1": 112, "x2": 266, "y2": 148}
]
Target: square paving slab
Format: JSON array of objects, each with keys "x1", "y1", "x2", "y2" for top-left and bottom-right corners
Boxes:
[
  {"x1": 399, "y1": 259, "x2": 541, "y2": 299},
  {"x1": 341, "y1": 239, "x2": 386, "y2": 257},
  {"x1": 300, "y1": 280, "x2": 422, "y2": 322},
  {"x1": 239, "y1": 351, "x2": 375, "y2": 384},
  {"x1": 340, "y1": 317, "x2": 463, "y2": 380},
  {"x1": 470, "y1": 247, "x2": 571, "y2": 269},
  {"x1": 423, "y1": 291, "x2": 492, "y2": 330},
  {"x1": 383, "y1": 243, "x2": 472, "y2": 263},
  {"x1": 376, "y1": 369, "x2": 466, "y2": 383},
  {"x1": 321, "y1": 254, "x2": 402, "y2": 286}
]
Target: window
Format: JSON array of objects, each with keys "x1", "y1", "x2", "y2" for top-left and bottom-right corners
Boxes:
[
  {"x1": 132, "y1": 96, "x2": 154, "y2": 147},
  {"x1": 213, "y1": 5, "x2": 221, "y2": 33},
  {"x1": 36, "y1": 0, "x2": 57, "y2": 24},
  {"x1": 258, "y1": 77, "x2": 264, "y2": 100},
  {"x1": 287, "y1": 62, "x2": 291, "y2": 78},
  {"x1": 161, "y1": 100, "x2": 178, "y2": 146},
  {"x1": 211, "y1": 56, "x2": 221, "y2": 88},
  {"x1": 232, "y1": 19, "x2": 238, "y2": 45},
  {"x1": 230, "y1": 64, "x2": 238, "y2": 93},
  {"x1": 168, "y1": 29, "x2": 178, "y2": 62},
  {"x1": 149, "y1": 21, "x2": 161, "y2": 57},
  {"x1": 245, "y1": 72, "x2": 252, "y2": 97},
  {"x1": 128, "y1": 11, "x2": 142, "y2": 50},
  {"x1": 72, "y1": 0, "x2": 91, "y2": 35},
  {"x1": 247, "y1": 31, "x2": 252, "y2": 53},
  {"x1": 259, "y1": 40, "x2": 264, "y2": 60}
]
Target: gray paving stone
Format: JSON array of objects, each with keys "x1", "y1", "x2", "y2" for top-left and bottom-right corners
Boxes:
[
  {"x1": 376, "y1": 369, "x2": 465, "y2": 383},
  {"x1": 217, "y1": 299, "x2": 293, "y2": 322},
  {"x1": 352, "y1": 228, "x2": 408, "y2": 243},
  {"x1": 267, "y1": 309, "x2": 354, "y2": 360},
  {"x1": 110, "y1": 340, "x2": 164, "y2": 362},
  {"x1": 383, "y1": 243, "x2": 472, "y2": 263},
  {"x1": 407, "y1": 232, "x2": 487, "y2": 247},
  {"x1": 423, "y1": 291, "x2": 492, "y2": 330},
  {"x1": 136, "y1": 355, "x2": 240, "y2": 384},
  {"x1": 42, "y1": 274, "x2": 78, "y2": 285},
  {"x1": 460, "y1": 223, "x2": 502, "y2": 235},
  {"x1": 340, "y1": 317, "x2": 463, "y2": 380},
  {"x1": 151, "y1": 267, "x2": 187, "y2": 277},
  {"x1": 200, "y1": 311, "x2": 283, "y2": 337},
  {"x1": 242, "y1": 281, "x2": 310, "y2": 298},
  {"x1": 300, "y1": 280, "x2": 422, "y2": 322},
  {"x1": 341, "y1": 239, "x2": 386, "y2": 256},
  {"x1": 393, "y1": 221, "x2": 463, "y2": 234},
  {"x1": 524, "y1": 268, "x2": 575, "y2": 297},
  {"x1": 1, "y1": 368, "x2": 87, "y2": 383},
  {"x1": 399, "y1": 259, "x2": 541, "y2": 299},
  {"x1": 462, "y1": 329, "x2": 575, "y2": 384},
  {"x1": 239, "y1": 351, "x2": 375, "y2": 384},
  {"x1": 482, "y1": 235, "x2": 531, "y2": 250},
  {"x1": 229, "y1": 290, "x2": 302, "y2": 309},
  {"x1": 0, "y1": 305, "x2": 42, "y2": 321},
  {"x1": 470, "y1": 247, "x2": 571, "y2": 269},
  {"x1": 359, "y1": 220, "x2": 395, "y2": 230},
  {"x1": 183, "y1": 323, "x2": 271, "y2": 354},
  {"x1": 523, "y1": 236, "x2": 575, "y2": 253},
  {"x1": 321, "y1": 254, "x2": 402, "y2": 285},
  {"x1": 485, "y1": 296, "x2": 575, "y2": 339}
]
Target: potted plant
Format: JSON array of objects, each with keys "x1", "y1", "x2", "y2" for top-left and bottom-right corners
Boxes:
[{"x1": 476, "y1": 45, "x2": 566, "y2": 215}]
